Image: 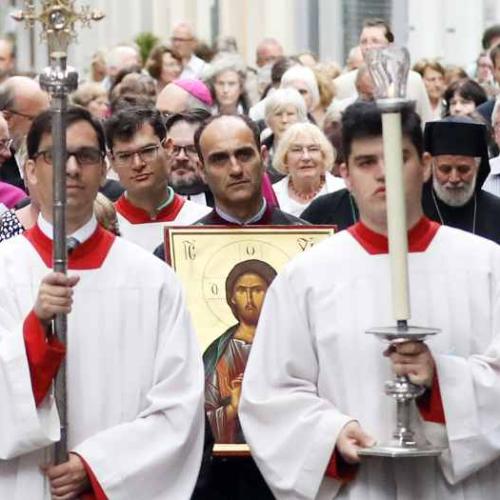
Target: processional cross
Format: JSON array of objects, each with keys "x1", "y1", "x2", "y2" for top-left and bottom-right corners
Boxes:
[{"x1": 12, "y1": 0, "x2": 104, "y2": 464}]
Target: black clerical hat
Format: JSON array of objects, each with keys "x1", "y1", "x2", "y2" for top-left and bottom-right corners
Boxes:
[{"x1": 424, "y1": 116, "x2": 490, "y2": 188}]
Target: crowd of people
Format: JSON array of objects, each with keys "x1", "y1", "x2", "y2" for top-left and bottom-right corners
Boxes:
[{"x1": 1, "y1": 14, "x2": 500, "y2": 500}]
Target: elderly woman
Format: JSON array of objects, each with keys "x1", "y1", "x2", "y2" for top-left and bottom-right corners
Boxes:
[
  {"x1": 71, "y1": 82, "x2": 109, "y2": 120},
  {"x1": 204, "y1": 54, "x2": 251, "y2": 115},
  {"x1": 146, "y1": 45, "x2": 183, "y2": 92},
  {"x1": 413, "y1": 58, "x2": 446, "y2": 120},
  {"x1": 280, "y1": 65, "x2": 320, "y2": 117},
  {"x1": 444, "y1": 78, "x2": 487, "y2": 117},
  {"x1": 263, "y1": 87, "x2": 308, "y2": 182},
  {"x1": 272, "y1": 122, "x2": 344, "y2": 216}
]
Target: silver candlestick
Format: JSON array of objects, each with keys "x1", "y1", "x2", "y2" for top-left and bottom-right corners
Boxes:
[
  {"x1": 358, "y1": 322, "x2": 443, "y2": 458},
  {"x1": 357, "y1": 47, "x2": 444, "y2": 459}
]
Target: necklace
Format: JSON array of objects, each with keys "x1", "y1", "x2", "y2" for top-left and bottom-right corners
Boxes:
[
  {"x1": 289, "y1": 176, "x2": 325, "y2": 202},
  {"x1": 431, "y1": 189, "x2": 477, "y2": 234}
]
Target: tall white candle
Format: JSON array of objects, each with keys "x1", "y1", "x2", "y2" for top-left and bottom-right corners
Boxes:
[{"x1": 382, "y1": 112, "x2": 411, "y2": 321}]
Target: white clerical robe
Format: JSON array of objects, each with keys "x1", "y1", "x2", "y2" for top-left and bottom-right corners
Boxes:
[
  {"x1": 115, "y1": 193, "x2": 211, "y2": 252},
  {"x1": 240, "y1": 221, "x2": 500, "y2": 500},
  {"x1": 0, "y1": 225, "x2": 204, "y2": 499}
]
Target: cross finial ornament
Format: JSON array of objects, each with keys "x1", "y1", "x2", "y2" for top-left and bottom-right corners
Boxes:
[{"x1": 11, "y1": 0, "x2": 104, "y2": 55}]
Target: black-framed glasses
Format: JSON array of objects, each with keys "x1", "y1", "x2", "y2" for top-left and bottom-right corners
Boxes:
[
  {"x1": 112, "y1": 143, "x2": 163, "y2": 167},
  {"x1": 172, "y1": 144, "x2": 198, "y2": 157},
  {"x1": 33, "y1": 147, "x2": 104, "y2": 165}
]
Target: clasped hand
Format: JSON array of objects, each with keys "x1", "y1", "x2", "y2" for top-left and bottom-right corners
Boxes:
[
  {"x1": 41, "y1": 453, "x2": 90, "y2": 500},
  {"x1": 384, "y1": 340, "x2": 435, "y2": 388}
]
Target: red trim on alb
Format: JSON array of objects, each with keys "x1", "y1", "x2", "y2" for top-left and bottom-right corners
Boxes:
[
  {"x1": 73, "y1": 453, "x2": 108, "y2": 500},
  {"x1": 348, "y1": 217, "x2": 440, "y2": 255},
  {"x1": 115, "y1": 193, "x2": 185, "y2": 224},
  {"x1": 23, "y1": 224, "x2": 115, "y2": 270},
  {"x1": 23, "y1": 310, "x2": 65, "y2": 406},
  {"x1": 417, "y1": 372, "x2": 446, "y2": 424},
  {"x1": 325, "y1": 447, "x2": 359, "y2": 483}
]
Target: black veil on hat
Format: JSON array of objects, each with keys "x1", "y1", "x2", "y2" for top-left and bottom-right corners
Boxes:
[{"x1": 424, "y1": 116, "x2": 490, "y2": 189}]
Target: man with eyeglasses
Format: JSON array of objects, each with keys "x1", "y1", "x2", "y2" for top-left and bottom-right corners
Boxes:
[
  {"x1": 165, "y1": 109, "x2": 214, "y2": 207},
  {"x1": 0, "y1": 76, "x2": 49, "y2": 190},
  {"x1": 0, "y1": 105, "x2": 205, "y2": 499},
  {"x1": 106, "y1": 106, "x2": 210, "y2": 251},
  {"x1": 171, "y1": 21, "x2": 207, "y2": 80}
]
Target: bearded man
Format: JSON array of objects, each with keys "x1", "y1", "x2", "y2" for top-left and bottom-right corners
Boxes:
[{"x1": 422, "y1": 116, "x2": 500, "y2": 244}]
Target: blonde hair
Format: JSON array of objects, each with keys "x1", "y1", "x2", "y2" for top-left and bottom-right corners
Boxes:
[
  {"x1": 94, "y1": 192, "x2": 120, "y2": 235},
  {"x1": 272, "y1": 122, "x2": 336, "y2": 175},
  {"x1": 71, "y1": 82, "x2": 107, "y2": 108}
]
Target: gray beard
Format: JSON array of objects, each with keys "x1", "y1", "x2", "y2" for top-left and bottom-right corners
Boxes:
[
  {"x1": 170, "y1": 175, "x2": 206, "y2": 194},
  {"x1": 432, "y1": 175, "x2": 477, "y2": 207}
]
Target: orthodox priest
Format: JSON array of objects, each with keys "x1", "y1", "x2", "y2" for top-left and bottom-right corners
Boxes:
[
  {"x1": 0, "y1": 107, "x2": 204, "y2": 499},
  {"x1": 422, "y1": 116, "x2": 500, "y2": 244},
  {"x1": 240, "y1": 102, "x2": 500, "y2": 499}
]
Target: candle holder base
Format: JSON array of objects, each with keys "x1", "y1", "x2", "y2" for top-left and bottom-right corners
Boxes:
[{"x1": 366, "y1": 324, "x2": 439, "y2": 342}]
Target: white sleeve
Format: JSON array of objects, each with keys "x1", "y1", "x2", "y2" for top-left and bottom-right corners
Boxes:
[
  {"x1": 434, "y1": 280, "x2": 500, "y2": 484},
  {"x1": 0, "y1": 252, "x2": 60, "y2": 460},
  {"x1": 74, "y1": 271, "x2": 205, "y2": 500},
  {"x1": 239, "y1": 270, "x2": 353, "y2": 500},
  {"x1": 0, "y1": 268, "x2": 59, "y2": 460}
]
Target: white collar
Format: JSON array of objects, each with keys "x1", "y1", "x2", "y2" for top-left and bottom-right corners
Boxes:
[
  {"x1": 215, "y1": 199, "x2": 267, "y2": 225},
  {"x1": 38, "y1": 213, "x2": 98, "y2": 244},
  {"x1": 489, "y1": 155, "x2": 500, "y2": 175}
]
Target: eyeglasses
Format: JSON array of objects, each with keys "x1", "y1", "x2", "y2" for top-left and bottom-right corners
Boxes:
[
  {"x1": 7, "y1": 109, "x2": 37, "y2": 121},
  {"x1": 112, "y1": 143, "x2": 162, "y2": 167},
  {"x1": 172, "y1": 144, "x2": 198, "y2": 157},
  {"x1": 0, "y1": 138, "x2": 13, "y2": 151},
  {"x1": 288, "y1": 144, "x2": 322, "y2": 156},
  {"x1": 33, "y1": 147, "x2": 104, "y2": 165}
]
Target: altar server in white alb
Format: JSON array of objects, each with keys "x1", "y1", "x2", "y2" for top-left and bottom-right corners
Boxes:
[
  {"x1": 239, "y1": 101, "x2": 500, "y2": 499},
  {"x1": 0, "y1": 106, "x2": 204, "y2": 500},
  {"x1": 106, "y1": 106, "x2": 210, "y2": 252}
]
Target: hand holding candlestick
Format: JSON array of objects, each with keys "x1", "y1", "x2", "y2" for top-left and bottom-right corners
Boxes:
[{"x1": 358, "y1": 47, "x2": 443, "y2": 458}]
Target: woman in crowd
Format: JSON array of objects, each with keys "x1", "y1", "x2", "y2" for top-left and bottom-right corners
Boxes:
[
  {"x1": 146, "y1": 45, "x2": 183, "y2": 92},
  {"x1": 444, "y1": 78, "x2": 488, "y2": 116},
  {"x1": 71, "y1": 82, "x2": 110, "y2": 120},
  {"x1": 413, "y1": 58, "x2": 446, "y2": 120},
  {"x1": 271, "y1": 122, "x2": 344, "y2": 216},
  {"x1": 311, "y1": 66, "x2": 335, "y2": 127},
  {"x1": 280, "y1": 65, "x2": 320, "y2": 121},
  {"x1": 204, "y1": 54, "x2": 251, "y2": 115},
  {"x1": 262, "y1": 87, "x2": 308, "y2": 183}
]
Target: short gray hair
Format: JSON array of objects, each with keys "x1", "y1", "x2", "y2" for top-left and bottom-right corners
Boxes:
[
  {"x1": 280, "y1": 65, "x2": 320, "y2": 110},
  {"x1": 203, "y1": 53, "x2": 247, "y2": 83},
  {"x1": 273, "y1": 122, "x2": 336, "y2": 175},
  {"x1": 264, "y1": 88, "x2": 308, "y2": 124}
]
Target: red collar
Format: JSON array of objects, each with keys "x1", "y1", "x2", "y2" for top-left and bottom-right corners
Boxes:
[
  {"x1": 348, "y1": 217, "x2": 440, "y2": 255},
  {"x1": 115, "y1": 193, "x2": 185, "y2": 224},
  {"x1": 23, "y1": 224, "x2": 116, "y2": 269}
]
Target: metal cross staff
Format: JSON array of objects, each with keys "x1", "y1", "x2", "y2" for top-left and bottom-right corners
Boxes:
[{"x1": 12, "y1": 0, "x2": 104, "y2": 464}]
